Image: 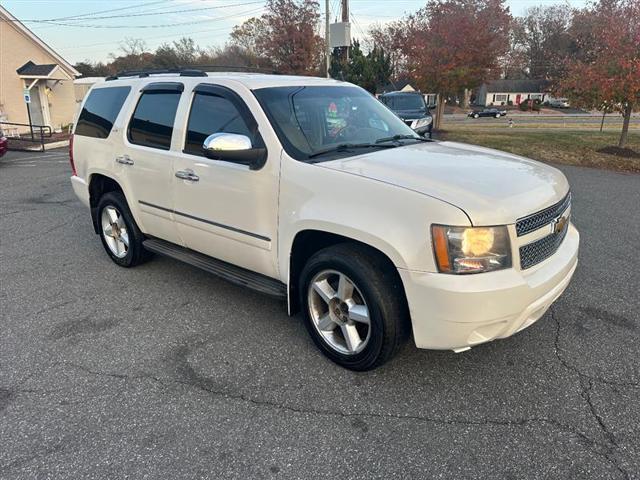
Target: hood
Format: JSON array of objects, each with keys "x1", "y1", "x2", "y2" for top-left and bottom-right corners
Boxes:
[{"x1": 319, "y1": 141, "x2": 569, "y2": 226}]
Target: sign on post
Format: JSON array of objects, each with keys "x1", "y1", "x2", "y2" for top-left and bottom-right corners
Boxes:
[{"x1": 23, "y1": 89, "x2": 31, "y2": 104}]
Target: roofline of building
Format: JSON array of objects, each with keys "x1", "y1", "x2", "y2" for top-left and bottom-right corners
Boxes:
[{"x1": 0, "y1": 4, "x2": 80, "y2": 77}]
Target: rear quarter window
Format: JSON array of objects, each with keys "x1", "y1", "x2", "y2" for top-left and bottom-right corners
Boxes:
[{"x1": 75, "y1": 86, "x2": 131, "y2": 139}]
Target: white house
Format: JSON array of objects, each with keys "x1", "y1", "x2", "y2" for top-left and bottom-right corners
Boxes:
[{"x1": 476, "y1": 79, "x2": 550, "y2": 107}]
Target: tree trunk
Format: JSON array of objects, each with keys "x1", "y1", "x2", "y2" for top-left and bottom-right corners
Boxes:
[
  {"x1": 459, "y1": 88, "x2": 470, "y2": 109},
  {"x1": 618, "y1": 103, "x2": 632, "y2": 148},
  {"x1": 434, "y1": 94, "x2": 445, "y2": 131}
]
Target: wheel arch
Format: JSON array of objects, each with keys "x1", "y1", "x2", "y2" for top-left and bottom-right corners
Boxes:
[
  {"x1": 287, "y1": 228, "x2": 407, "y2": 316},
  {"x1": 88, "y1": 173, "x2": 126, "y2": 234}
]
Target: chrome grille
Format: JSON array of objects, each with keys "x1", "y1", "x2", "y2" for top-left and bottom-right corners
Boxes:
[
  {"x1": 519, "y1": 222, "x2": 569, "y2": 269},
  {"x1": 516, "y1": 192, "x2": 571, "y2": 237}
]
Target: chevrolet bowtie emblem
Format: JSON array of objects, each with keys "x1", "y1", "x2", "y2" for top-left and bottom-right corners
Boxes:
[{"x1": 552, "y1": 214, "x2": 568, "y2": 234}]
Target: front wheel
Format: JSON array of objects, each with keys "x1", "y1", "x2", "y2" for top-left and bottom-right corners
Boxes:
[
  {"x1": 299, "y1": 244, "x2": 409, "y2": 370},
  {"x1": 473, "y1": 113, "x2": 479, "y2": 118}
]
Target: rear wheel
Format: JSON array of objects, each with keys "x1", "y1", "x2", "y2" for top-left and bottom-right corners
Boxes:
[
  {"x1": 300, "y1": 244, "x2": 409, "y2": 370},
  {"x1": 495, "y1": 113, "x2": 501, "y2": 118},
  {"x1": 97, "y1": 191, "x2": 149, "y2": 267}
]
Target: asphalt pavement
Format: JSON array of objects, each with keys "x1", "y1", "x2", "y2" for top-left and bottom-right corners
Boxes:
[{"x1": 1, "y1": 149, "x2": 639, "y2": 479}]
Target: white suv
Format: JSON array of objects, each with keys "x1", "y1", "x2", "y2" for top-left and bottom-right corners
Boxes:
[{"x1": 70, "y1": 70, "x2": 579, "y2": 370}]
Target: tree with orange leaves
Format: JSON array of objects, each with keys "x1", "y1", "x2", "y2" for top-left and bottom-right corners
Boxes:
[
  {"x1": 400, "y1": 0, "x2": 512, "y2": 128},
  {"x1": 559, "y1": 0, "x2": 640, "y2": 148}
]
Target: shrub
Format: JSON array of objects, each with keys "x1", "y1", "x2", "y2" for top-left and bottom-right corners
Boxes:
[{"x1": 518, "y1": 100, "x2": 541, "y2": 111}]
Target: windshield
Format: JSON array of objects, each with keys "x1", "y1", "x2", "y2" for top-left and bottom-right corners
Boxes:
[
  {"x1": 254, "y1": 85, "x2": 420, "y2": 161},
  {"x1": 381, "y1": 94, "x2": 426, "y2": 111}
]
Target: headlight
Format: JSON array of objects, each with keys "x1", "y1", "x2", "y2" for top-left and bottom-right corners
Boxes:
[
  {"x1": 411, "y1": 117, "x2": 432, "y2": 129},
  {"x1": 431, "y1": 225, "x2": 512, "y2": 274}
]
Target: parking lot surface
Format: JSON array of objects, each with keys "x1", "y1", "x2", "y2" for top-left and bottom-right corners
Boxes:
[{"x1": 1, "y1": 149, "x2": 639, "y2": 479}]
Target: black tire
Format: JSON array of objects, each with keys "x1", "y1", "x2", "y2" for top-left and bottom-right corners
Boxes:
[
  {"x1": 299, "y1": 243, "x2": 410, "y2": 371},
  {"x1": 96, "y1": 191, "x2": 150, "y2": 267}
]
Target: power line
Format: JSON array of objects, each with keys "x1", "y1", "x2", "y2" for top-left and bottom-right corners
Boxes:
[
  {"x1": 56, "y1": 6, "x2": 266, "y2": 51},
  {"x1": 51, "y1": 0, "x2": 174, "y2": 21},
  {"x1": 0, "y1": 1, "x2": 266, "y2": 24},
  {"x1": 60, "y1": 19, "x2": 265, "y2": 52},
  {"x1": 45, "y1": 1, "x2": 266, "y2": 22},
  {"x1": 350, "y1": 11, "x2": 368, "y2": 39},
  {"x1": 3, "y1": 5, "x2": 266, "y2": 29}
]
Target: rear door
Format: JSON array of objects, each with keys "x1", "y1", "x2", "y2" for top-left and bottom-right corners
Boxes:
[{"x1": 119, "y1": 82, "x2": 183, "y2": 244}]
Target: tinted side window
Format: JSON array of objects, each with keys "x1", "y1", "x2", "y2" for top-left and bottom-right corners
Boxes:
[
  {"x1": 128, "y1": 92, "x2": 181, "y2": 150},
  {"x1": 184, "y1": 93, "x2": 252, "y2": 156},
  {"x1": 75, "y1": 87, "x2": 130, "y2": 139}
]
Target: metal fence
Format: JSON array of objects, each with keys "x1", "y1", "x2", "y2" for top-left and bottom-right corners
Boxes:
[{"x1": 0, "y1": 122, "x2": 53, "y2": 152}]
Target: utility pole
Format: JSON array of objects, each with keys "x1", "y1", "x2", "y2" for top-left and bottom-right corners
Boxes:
[
  {"x1": 341, "y1": 0, "x2": 349, "y2": 62},
  {"x1": 325, "y1": 0, "x2": 330, "y2": 78}
]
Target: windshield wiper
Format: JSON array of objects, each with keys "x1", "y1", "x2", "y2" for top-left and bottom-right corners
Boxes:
[
  {"x1": 307, "y1": 143, "x2": 396, "y2": 159},
  {"x1": 375, "y1": 134, "x2": 431, "y2": 144}
]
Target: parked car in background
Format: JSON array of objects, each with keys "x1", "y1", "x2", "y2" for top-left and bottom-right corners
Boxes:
[
  {"x1": 379, "y1": 91, "x2": 433, "y2": 137},
  {"x1": 468, "y1": 108, "x2": 507, "y2": 118},
  {"x1": 70, "y1": 71, "x2": 579, "y2": 370},
  {"x1": 0, "y1": 129, "x2": 8, "y2": 157},
  {"x1": 547, "y1": 98, "x2": 570, "y2": 108}
]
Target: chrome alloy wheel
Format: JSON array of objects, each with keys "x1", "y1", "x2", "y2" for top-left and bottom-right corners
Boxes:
[
  {"x1": 307, "y1": 270, "x2": 371, "y2": 355},
  {"x1": 101, "y1": 206, "x2": 129, "y2": 259}
]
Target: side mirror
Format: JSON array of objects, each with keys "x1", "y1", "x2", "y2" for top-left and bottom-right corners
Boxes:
[{"x1": 202, "y1": 133, "x2": 266, "y2": 169}]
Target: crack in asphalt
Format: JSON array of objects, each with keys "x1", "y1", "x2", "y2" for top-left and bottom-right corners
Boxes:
[
  {"x1": 551, "y1": 308, "x2": 633, "y2": 479},
  {"x1": 53, "y1": 360, "x2": 625, "y2": 477},
  {"x1": 551, "y1": 308, "x2": 639, "y2": 389}
]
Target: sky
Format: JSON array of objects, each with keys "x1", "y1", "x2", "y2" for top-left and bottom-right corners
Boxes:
[{"x1": 1, "y1": 0, "x2": 589, "y2": 65}]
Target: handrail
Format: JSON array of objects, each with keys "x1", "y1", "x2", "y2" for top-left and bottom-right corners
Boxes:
[
  {"x1": 0, "y1": 121, "x2": 52, "y2": 138},
  {"x1": 0, "y1": 121, "x2": 53, "y2": 152}
]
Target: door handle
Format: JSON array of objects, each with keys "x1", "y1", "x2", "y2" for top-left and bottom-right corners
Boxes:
[
  {"x1": 175, "y1": 170, "x2": 199, "y2": 182},
  {"x1": 115, "y1": 155, "x2": 134, "y2": 166}
]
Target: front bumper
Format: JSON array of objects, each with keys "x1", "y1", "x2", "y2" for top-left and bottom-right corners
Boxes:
[
  {"x1": 399, "y1": 223, "x2": 579, "y2": 351},
  {"x1": 413, "y1": 125, "x2": 432, "y2": 137}
]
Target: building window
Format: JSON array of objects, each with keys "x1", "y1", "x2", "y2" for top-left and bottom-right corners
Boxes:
[
  {"x1": 530, "y1": 94, "x2": 543, "y2": 100},
  {"x1": 495, "y1": 94, "x2": 508, "y2": 103}
]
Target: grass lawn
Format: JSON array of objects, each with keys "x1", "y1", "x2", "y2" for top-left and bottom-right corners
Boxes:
[{"x1": 437, "y1": 129, "x2": 640, "y2": 173}]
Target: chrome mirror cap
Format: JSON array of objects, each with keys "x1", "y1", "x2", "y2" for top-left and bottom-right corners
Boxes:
[{"x1": 203, "y1": 133, "x2": 252, "y2": 152}]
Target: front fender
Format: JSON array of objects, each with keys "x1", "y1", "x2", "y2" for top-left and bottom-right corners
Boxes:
[{"x1": 277, "y1": 156, "x2": 471, "y2": 279}]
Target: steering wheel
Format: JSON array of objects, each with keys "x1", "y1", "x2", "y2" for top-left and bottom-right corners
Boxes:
[{"x1": 335, "y1": 125, "x2": 358, "y2": 140}]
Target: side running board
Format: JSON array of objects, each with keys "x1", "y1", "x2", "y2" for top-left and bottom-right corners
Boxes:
[{"x1": 142, "y1": 238, "x2": 287, "y2": 299}]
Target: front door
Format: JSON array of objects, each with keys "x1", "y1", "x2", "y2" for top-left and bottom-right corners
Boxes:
[
  {"x1": 171, "y1": 84, "x2": 280, "y2": 278},
  {"x1": 28, "y1": 86, "x2": 45, "y2": 126}
]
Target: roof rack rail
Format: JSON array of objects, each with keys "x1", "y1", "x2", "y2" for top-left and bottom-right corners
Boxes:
[
  {"x1": 105, "y1": 68, "x2": 208, "y2": 81},
  {"x1": 104, "y1": 65, "x2": 280, "y2": 81},
  {"x1": 194, "y1": 65, "x2": 281, "y2": 75}
]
